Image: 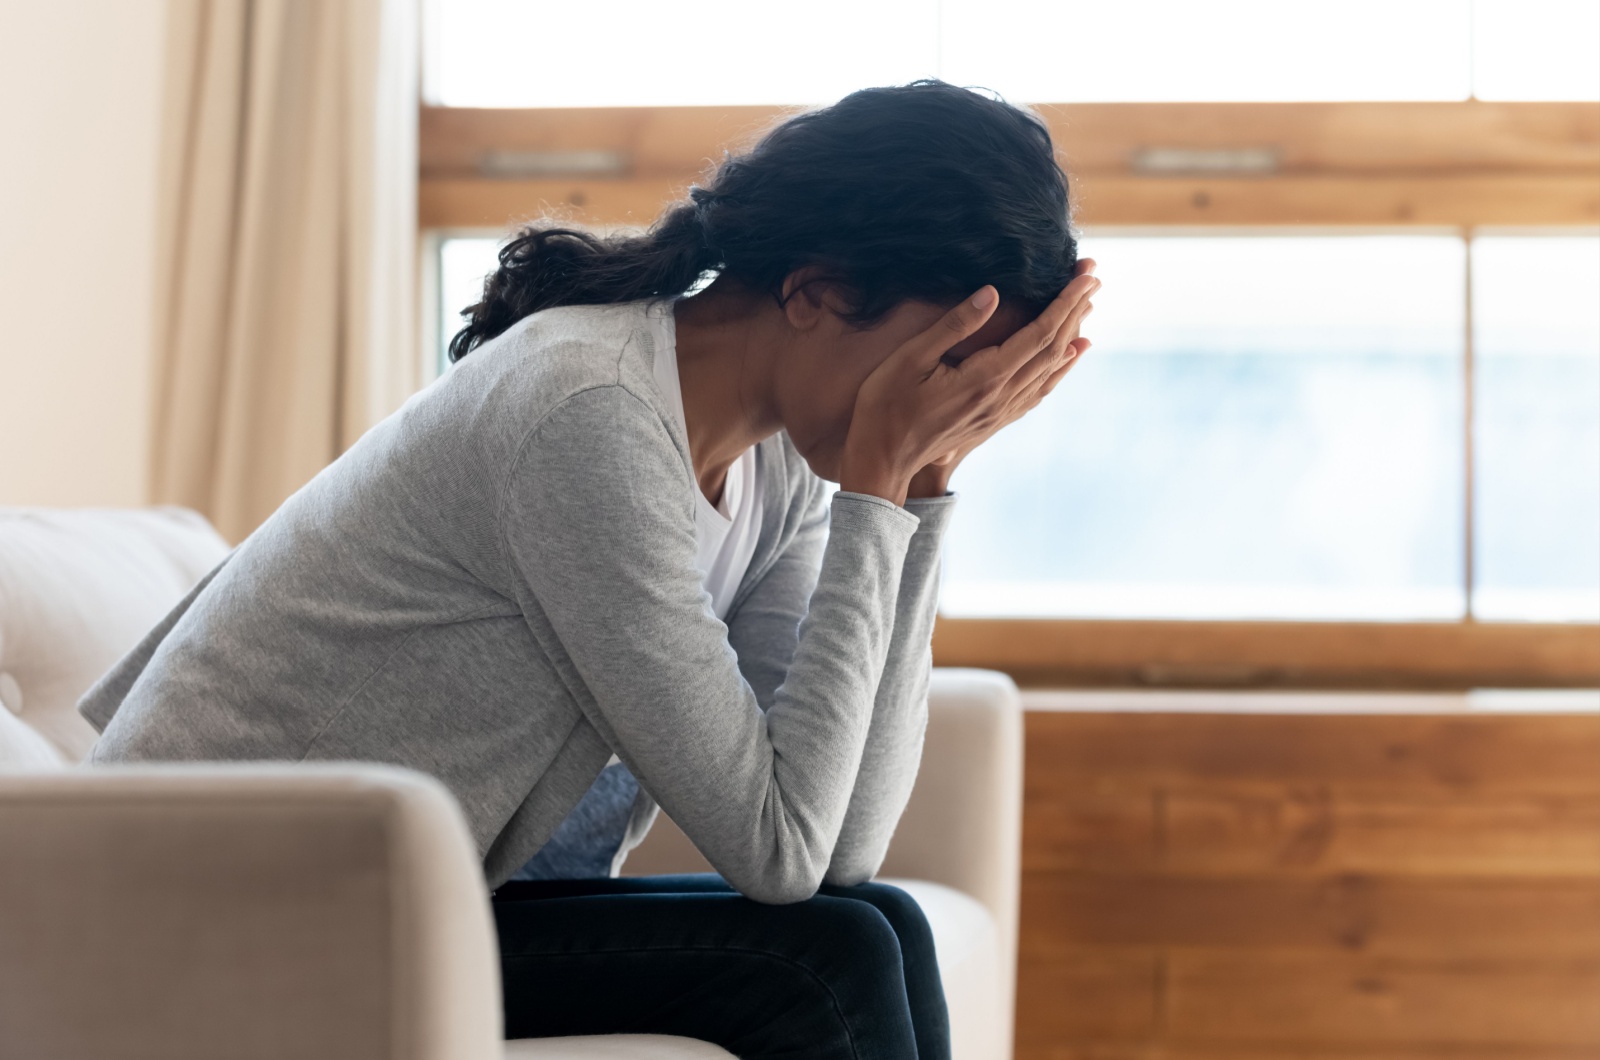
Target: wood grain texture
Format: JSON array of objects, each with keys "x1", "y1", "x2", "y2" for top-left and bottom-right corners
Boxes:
[
  {"x1": 1021, "y1": 874, "x2": 1600, "y2": 958},
  {"x1": 1016, "y1": 709, "x2": 1600, "y2": 1058},
  {"x1": 1165, "y1": 954, "x2": 1600, "y2": 1046},
  {"x1": 420, "y1": 102, "x2": 1600, "y2": 178},
  {"x1": 1023, "y1": 712, "x2": 1600, "y2": 795},
  {"x1": 932, "y1": 619, "x2": 1600, "y2": 692},
  {"x1": 1024, "y1": 787, "x2": 1600, "y2": 877},
  {"x1": 419, "y1": 100, "x2": 1600, "y2": 229},
  {"x1": 1018, "y1": 1047, "x2": 1600, "y2": 1060},
  {"x1": 420, "y1": 173, "x2": 1600, "y2": 229}
]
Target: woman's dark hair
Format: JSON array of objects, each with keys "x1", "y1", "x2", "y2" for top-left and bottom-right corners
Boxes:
[{"x1": 448, "y1": 79, "x2": 1077, "y2": 362}]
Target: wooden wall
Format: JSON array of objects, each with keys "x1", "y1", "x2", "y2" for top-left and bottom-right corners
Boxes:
[{"x1": 1016, "y1": 709, "x2": 1600, "y2": 1058}]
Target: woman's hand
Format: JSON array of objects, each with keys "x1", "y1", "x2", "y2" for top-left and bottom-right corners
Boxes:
[
  {"x1": 839, "y1": 260, "x2": 1100, "y2": 506},
  {"x1": 906, "y1": 258, "x2": 1097, "y2": 498}
]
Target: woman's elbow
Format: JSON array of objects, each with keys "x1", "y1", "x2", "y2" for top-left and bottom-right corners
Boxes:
[
  {"x1": 729, "y1": 866, "x2": 825, "y2": 905},
  {"x1": 821, "y1": 850, "x2": 882, "y2": 890},
  {"x1": 720, "y1": 843, "x2": 831, "y2": 904}
]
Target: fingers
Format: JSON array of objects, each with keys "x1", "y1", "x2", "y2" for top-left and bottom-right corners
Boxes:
[
  {"x1": 1009, "y1": 286, "x2": 1097, "y2": 395},
  {"x1": 1015, "y1": 337, "x2": 1090, "y2": 416},
  {"x1": 907, "y1": 285, "x2": 1000, "y2": 368},
  {"x1": 961, "y1": 273, "x2": 1099, "y2": 381}
]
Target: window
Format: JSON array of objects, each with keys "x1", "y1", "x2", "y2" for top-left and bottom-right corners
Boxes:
[
  {"x1": 941, "y1": 233, "x2": 1468, "y2": 620},
  {"x1": 420, "y1": 1, "x2": 1600, "y2": 685},
  {"x1": 429, "y1": 0, "x2": 1600, "y2": 107},
  {"x1": 1472, "y1": 0, "x2": 1600, "y2": 101},
  {"x1": 428, "y1": 0, "x2": 937, "y2": 108},
  {"x1": 1472, "y1": 234, "x2": 1600, "y2": 621},
  {"x1": 943, "y1": 1, "x2": 1471, "y2": 103},
  {"x1": 436, "y1": 235, "x2": 501, "y2": 371}
]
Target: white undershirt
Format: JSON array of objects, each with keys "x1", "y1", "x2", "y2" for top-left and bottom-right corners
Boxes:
[{"x1": 646, "y1": 299, "x2": 764, "y2": 622}]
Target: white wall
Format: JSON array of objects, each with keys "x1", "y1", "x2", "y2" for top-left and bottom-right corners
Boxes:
[{"x1": 0, "y1": 0, "x2": 167, "y2": 506}]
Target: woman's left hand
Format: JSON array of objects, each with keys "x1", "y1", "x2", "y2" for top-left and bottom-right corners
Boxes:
[{"x1": 905, "y1": 257, "x2": 1098, "y2": 499}]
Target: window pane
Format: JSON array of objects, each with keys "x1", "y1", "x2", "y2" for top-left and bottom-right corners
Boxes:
[
  {"x1": 1472, "y1": 0, "x2": 1600, "y2": 100},
  {"x1": 1472, "y1": 235, "x2": 1600, "y2": 622},
  {"x1": 438, "y1": 236, "x2": 502, "y2": 373},
  {"x1": 942, "y1": 0, "x2": 1470, "y2": 102},
  {"x1": 432, "y1": 0, "x2": 1474, "y2": 107},
  {"x1": 941, "y1": 235, "x2": 1467, "y2": 620},
  {"x1": 432, "y1": 0, "x2": 937, "y2": 107}
]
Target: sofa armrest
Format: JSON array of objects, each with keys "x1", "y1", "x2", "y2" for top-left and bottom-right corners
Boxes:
[
  {"x1": 0, "y1": 764, "x2": 502, "y2": 1060},
  {"x1": 876, "y1": 668, "x2": 1022, "y2": 938},
  {"x1": 876, "y1": 668, "x2": 1022, "y2": 1027}
]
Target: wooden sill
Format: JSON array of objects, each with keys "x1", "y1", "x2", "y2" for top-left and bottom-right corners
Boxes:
[
  {"x1": 418, "y1": 100, "x2": 1600, "y2": 229},
  {"x1": 931, "y1": 617, "x2": 1600, "y2": 691}
]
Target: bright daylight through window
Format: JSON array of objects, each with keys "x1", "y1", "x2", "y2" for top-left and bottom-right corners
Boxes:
[
  {"x1": 428, "y1": 0, "x2": 1600, "y2": 625},
  {"x1": 431, "y1": 0, "x2": 1600, "y2": 106}
]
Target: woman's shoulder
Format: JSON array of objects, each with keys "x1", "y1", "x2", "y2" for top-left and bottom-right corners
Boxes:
[
  {"x1": 468, "y1": 300, "x2": 659, "y2": 396},
  {"x1": 428, "y1": 300, "x2": 678, "y2": 445}
]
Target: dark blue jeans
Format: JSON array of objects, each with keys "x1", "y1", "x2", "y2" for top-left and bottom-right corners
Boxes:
[{"x1": 491, "y1": 873, "x2": 951, "y2": 1059}]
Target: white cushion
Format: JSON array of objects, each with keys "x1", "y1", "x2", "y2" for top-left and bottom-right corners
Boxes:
[{"x1": 0, "y1": 506, "x2": 228, "y2": 765}]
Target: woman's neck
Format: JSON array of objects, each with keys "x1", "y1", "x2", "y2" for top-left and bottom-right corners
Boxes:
[{"x1": 670, "y1": 281, "x2": 784, "y2": 505}]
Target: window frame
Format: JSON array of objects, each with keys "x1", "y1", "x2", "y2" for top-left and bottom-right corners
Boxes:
[{"x1": 417, "y1": 99, "x2": 1600, "y2": 690}]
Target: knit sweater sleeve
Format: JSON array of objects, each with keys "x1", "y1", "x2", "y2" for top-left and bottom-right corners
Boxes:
[
  {"x1": 499, "y1": 383, "x2": 920, "y2": 904},
  {"x1": 724, "y1": 480, "x2": 957, "y2": 885}
]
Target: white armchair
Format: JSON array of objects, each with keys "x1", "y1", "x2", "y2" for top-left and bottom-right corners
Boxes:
[{"x1": 0, "y1": 507, "x2": 1022, "y2": 1060}]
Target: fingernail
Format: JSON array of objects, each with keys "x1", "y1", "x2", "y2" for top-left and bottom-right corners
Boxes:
[{"x1": 971, "y1": 287, "x2": 997, "y2": 310}]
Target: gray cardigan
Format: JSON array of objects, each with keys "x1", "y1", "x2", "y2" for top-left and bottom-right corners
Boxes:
[{"x1": 80, "y1": 299, "x2": 956, "y2": 901}]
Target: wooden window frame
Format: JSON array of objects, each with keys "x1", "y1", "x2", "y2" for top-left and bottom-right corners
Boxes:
[{"x1": 418, "y1": 100, "x2": 1600, "y2": 690}]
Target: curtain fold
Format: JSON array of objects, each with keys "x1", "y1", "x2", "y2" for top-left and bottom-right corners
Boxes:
[{"x1": 151, "y1": 0, "x2": 418, "y2": 543}]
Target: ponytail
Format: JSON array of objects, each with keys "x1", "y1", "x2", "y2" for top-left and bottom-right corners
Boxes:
[
  {"x1": 449, "y1": 80, "x2": 1077, "y2": 363},
  {"x1": 448, "y1": 195, "x2": 722, "y2": 362}
]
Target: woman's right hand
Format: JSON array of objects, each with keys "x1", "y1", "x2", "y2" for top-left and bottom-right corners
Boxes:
[{"x1": 838, "y1": 272, "x2": 1101, "y2": 505}]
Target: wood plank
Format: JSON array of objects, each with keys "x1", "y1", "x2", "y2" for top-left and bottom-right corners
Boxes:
[
  {"x1": 1019, "y1": 872, "x2": 1600, "y2": 958},
  {"x1": 933, "y1": 619, "x2": 1600, "y2": 692},
  {"x1": 1160, "y1": 789, "x2": 1600, "y2": 878},
  {"x1": 1073, "y1": 174, "x2": 1600, "y2": 226},
  {"x1": 1022, "y1": 788, "x2": 1159, "y2": 873},
  {"x1": 1018, "y1": 1042, "x2": 1600, "y2": 1060},
  {"x1": 1023, "y1": 713, "x2": 1600, "y2": 795},
  {"x1": 1016, "y1": 951, "x2": 1160, "y2": 1043},
  {"x1": 420, "y1": 104, "x2": 793, "y2": 178},
  {"x1": 1022, "y1": 787, "x2": 1600, "y2": 877},
  {"x1": 421, "y1": 102, "x2": 1600, "y2": 179},
  {"x1": 1164, "y1": 953, "x2": 1600, "y2": 1046},
  {"x1": 419, "y1": 173, "x2": 1600, "y2": 230},
  {"x1": 419, "y1": 177, "x2": 686, "y2": 230}
]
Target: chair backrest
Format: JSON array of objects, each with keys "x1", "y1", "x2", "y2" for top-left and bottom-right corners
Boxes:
[{"x1": 0, "y1": 506, "x2": 229, "y2": 765}]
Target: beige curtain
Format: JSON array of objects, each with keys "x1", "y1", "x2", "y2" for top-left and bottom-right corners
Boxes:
[{"x1": 150, "y1": 0, "x2": 418, "y2": 543}]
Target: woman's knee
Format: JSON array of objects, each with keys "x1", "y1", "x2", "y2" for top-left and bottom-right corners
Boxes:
[
  {"x1": 821, "y1": 882, "x2": 935, "y2": 948},
  {"x1": 786, "y1": 893, "x2": 906, "y2": 969},
  {"x1": 834, "y1": 881, "x2": 925, "y2": 921}
]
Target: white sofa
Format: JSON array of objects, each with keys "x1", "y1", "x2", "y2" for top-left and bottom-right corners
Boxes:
[{"x1": 0, "y1": 506, "x2": 1022, "y2": 1060}]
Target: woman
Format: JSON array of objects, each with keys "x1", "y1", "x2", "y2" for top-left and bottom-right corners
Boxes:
[{"x1": 80, "y1": 79, "x2": 1097, "y2": 1057}]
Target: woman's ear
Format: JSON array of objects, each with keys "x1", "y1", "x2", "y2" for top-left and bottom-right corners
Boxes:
[{"x1": 779, "y1": 265, "x2": 847, "y2": 334}]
